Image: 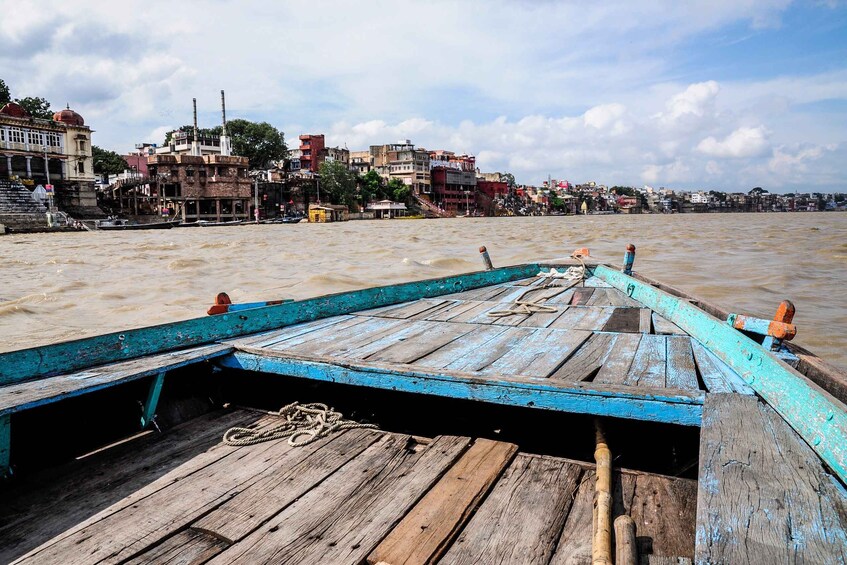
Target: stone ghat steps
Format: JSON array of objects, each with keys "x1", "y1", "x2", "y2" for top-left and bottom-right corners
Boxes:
[{"x1": 0, "y1": 180, "x2": 47, "y2": 214}]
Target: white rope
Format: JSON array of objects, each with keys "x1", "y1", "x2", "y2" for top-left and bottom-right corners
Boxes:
[
  {"x1": 487, "y1": 252, "x2": 587, "y2": 319},
  {"x1": 223, "y1": 402, "x2": 378, "y2": 447}
]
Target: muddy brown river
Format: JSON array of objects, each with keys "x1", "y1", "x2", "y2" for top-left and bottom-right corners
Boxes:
[{"x1": 1, "y1": 213, "x2": 845, "y2": 368}]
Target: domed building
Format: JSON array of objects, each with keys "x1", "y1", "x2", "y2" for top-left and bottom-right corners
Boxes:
[{"x1": 0, "y1": 102, "x2": 100, "y2": 218}]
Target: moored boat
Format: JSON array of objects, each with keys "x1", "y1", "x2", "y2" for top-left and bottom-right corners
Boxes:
[
  {"x1": 0, "y1": 244, "x2": 845, "y2": 564},
  {"x1": 94, "y1": 217, "x2": 179, "y2": 230}
]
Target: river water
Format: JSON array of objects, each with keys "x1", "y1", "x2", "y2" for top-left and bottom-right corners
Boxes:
[{"x1": 1, "y1": 213, "x2": 845, "y2": 368}]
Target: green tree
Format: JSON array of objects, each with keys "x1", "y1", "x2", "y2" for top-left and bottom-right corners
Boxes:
[
  {"x1": 212, "y1": 119, "x2": 287, "y2": 169},
  {"x1": 501, "y1": 172, "x2": 516, "y2": 190},
  {"x1": 0, "y1": 79, "x2": 10, "y2": 106},
  {"x1": 360, "y1": 169, "x2": 386, "y2": 203},
  {"x1": 318, "y1": 160, "x2": 357, "y2": 207},
  {"x1": 387, "y1": 178, "x2": 411, "y2": 203},
  {"x1": 15, "y1": 96, "x2": 52, "y2": 119},
  {"x1": 92, "y1": 146, "x2": 129, "y2": 175}
]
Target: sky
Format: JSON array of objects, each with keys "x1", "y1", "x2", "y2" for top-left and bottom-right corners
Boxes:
[{"x1": 1, "y1": 0, "x2": 846, "y2": 192}]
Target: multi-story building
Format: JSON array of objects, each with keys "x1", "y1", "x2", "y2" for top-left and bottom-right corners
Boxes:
[
  {"x1": 350, "y1": 150, "x2": 372, "y2": 175},
  {"x1": 299, "y1": 134, "x2": 325, "y2": 174},
  {"x1": 0, "y1": 101, "x2": 99, "y2": 215},
  {"x1": 429, "y1": 150, "x2": 476, "y2": 212},
  {"x1": 147, "y1": 153, "x2": 252, "y2": 222},
  {"x1": 370, "y1": 141, "x2": 431, "y2": 195},
  {"x1": 324, "y1": 146, "x2": 350, "y2": 167}
]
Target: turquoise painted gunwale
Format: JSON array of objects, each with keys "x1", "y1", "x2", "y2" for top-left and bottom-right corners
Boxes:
[
  {"x1": 593, "y1": 264, "x2": 847, "y2": 485},
  {"x1": 0, "y1": 264, "x2": 540, "y2": 385},
  {"x1": 220, "y1": 351, "x2": 704, "y2": 426}
]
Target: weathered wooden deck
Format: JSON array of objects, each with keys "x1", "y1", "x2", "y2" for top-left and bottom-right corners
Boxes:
[
  {"x1": 2, "y1": 264, "x2": 847, "y2": 563},
  {"x1": 1, "y1": 408, "x2": 698, "y2": 565}
]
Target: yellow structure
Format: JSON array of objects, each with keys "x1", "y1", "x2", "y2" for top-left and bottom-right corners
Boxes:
[{"x1": 308, "y1": 204, "x2": 349, "y2": 223}]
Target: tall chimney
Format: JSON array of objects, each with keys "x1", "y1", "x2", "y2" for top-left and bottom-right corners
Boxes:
[
  {"x1": 191, "y1": 98, "x2": 201, "y2": 156},
  {"x1": 219, "y1": 90, "x2": 232, "y2": 157}
]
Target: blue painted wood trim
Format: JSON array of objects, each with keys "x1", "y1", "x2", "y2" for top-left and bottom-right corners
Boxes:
[
  {"x1": 219, "y1": 351, "x2": 704, "y2": 426},
  {"x1": 0, "y1": 414, "x2": 9, "y2": 477},
  {"x1": 593, "y1": 264, "x2": 847, "y2": 485},
  {"x1": 0, "y1": 346, "x2": 234, "y2": 417},
  {"x1": 140, "y1": 371, "x2": 166, "y2": 429},
  {"x1": 0, "y1": 265, "x2": 539, "y2": 385}
]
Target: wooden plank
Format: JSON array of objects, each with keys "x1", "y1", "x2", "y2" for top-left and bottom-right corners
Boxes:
[
  {"x1": 447, "y1": 301, "x2": 501, "y2": 323},
  {"x1": 548, "y1": 469, "x2": 595, "y2": 564},
  {"x1": 0, "y1": 343, "x2": 232, "y2": 417},
  {"x1": 367, "y1": 322, "x2": 477, "y2": 364},
  {"x1": 16, "y1": 428, "x2": 359, "y2": 564},
  {"x1": 207, "y1": 435, "x2": 471, "y2": 565},
  {"x1": 281, "y1": 317, "x2": 410, "y2": 357},
  {"x1": 550, "y1": 307, "x2": 615, "y2": 331},
  {"x1": 366, "y1": 439, "x2": 518, "y2": 565},
  {"x1": 438, "y1": 454, "x2": 583, "y2": 564},
  {"x1": 0, "y1": 409, "x2": 259, "y2": 564},
  {"x1": 192, "y1": 428, "x2": 381, "y2": 544},
  {"x1": 583, "y1": 276, "x2": 612, "y2": 288},
  {"x1": 594, "y1": 334, "x2": 642, "y2": 385},
  {"x1": 652, "y1": 312, "x2": 686, "y2": 335},
  {"x1": 231, "y1": 315, "x2": 353, "y2": 348},
  {"x1": 695, "y1": 394, "x2": 847, "y2": 564},
  {"x1": 549, "y1": 333, "x2": 618, "y2": 382},
  {"x1": 602, "y1": 308, "x2": 643, "y2": 333},
  {"x1": 666, "y1": 337, "x2": 699, "y2": 390},
  {"x1": 466, "y1": 302, "x2": 529, "y2": 327},
  {"x1": 333, "y1": 321, "x2": 443, "y2": 360},
  {"x1": 413, "y1": 325, "x2": 512, "y2": 369},
  {"x1": 624, "y1": 334, "x2": 666, "y2": 388},
  {"x1": 601, "y1": 265, "x2": 847, "y2": 480},
  {"x1": 622, "y1": 473, "x2": 698, "y2": 560},
  {"x1": 690, "y1": 340, "x2": 748, "y2": 394},
  {"x1": 442, "y1": 327, "x2": 537, "y2": 372},
  {"x1": 586, "y1": 288, "x2": 614, "y2": 306},
  {"x1": 543, "y1": 287, "x2": 576, "y2": 305},
  {"x1": 224, "y1": 351, "x2": 705, "y2": 426},
  {"x1": 424, "y1": 300, "x2": 483, "y2": 322},
  {"x1": 366, "y1": 299, "x2": 450, "y2": 320},
  {"x1": 607, "y1": 288, "x2": 643, "y2": 307},
  {"x1": 640, "y1": 308, "x2": 653, "y2": 333},
  {"x1": 124, "y1": 529, "x2": 228, "y2": 565},
  {"x1": 479, "y1": 329, "x2": 591, "y2": 378},
  {"x1": 0, "y1": 264, "x2": 541, "y2": 384},
  {"x1": 263, "y1": 315, "x2": 372, "y2": 351},
  {"x1": 516, "y1": 304, "x2": 568, "y2": 328},
  {"x1": 570, "y1": 288, "x2": 595, "y2": 306}
]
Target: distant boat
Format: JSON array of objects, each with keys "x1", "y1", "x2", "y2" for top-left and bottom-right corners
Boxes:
[
  {"x1": 95, "y1": 218, "x2": 178, "y2": 230},
  {"x1": 197, "y1": 220, "x2": 243, "y2": 227}
]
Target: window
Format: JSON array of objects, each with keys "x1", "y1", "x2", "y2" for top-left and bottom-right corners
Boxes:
[
  {"x1": 47, "y1": 133, "x2": 62, "y2": 147},
  {"x1": 0, "y1": 129, "x2": 4, "y2": 142},
  {"x1": 78, "y1": 160, "x2": 85, "y2": 173},
  {"x1": 29, "y1": 131, "x2": 43, "y2": 146},
  {"x1": 9, "y1": 128, "x2": 24, "y2": 144},
  {"x1": 78, "y1": 139, "x2": 86, "y2": 151}
]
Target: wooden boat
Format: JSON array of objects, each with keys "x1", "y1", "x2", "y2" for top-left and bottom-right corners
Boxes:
[
  {"x1": 94, "y1": 218, "x2": 179, "y2": 230},
  {"x1": 1, "y1": 245, "x2": 845, "y2": 564},
  {"x1": 198, "y1": 220, "x2": 243, "y2": 227}
]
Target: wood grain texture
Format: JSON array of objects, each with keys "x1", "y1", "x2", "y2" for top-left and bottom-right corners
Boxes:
[
  {"x1": 548, "y1": 470, "x2": 595, "y2": 565},
  {"x1": 570, "y1": 288, "x2": 595, "y2": 306},
  {"x1": 439, "y1": 454, "x2": 583, "y2": 565},
  {"x1": 624, "y1": 334, "x2": 666, "y2": 388},
  {"x1": 367, "y1": 438, "x2": 518, "y2": 565},
  {"x1": 15, "y1": 425, "x2": 337, "y2": 564},
  {"x1": 639, "y1": 308, "x2": 653, "y2": 333},
  {"x1": 231, "y1": 315, "x2": 353, "y2": 348},
  {"x1": 207, "y1": 434, "x2": 470, "y2": 565},
  {"x1": 549, "y1": 333, "x2": 618, "y2": 382},
  {"x1": 602, "y1": 308, "x2": 643, "y2": 333},
  {"x1": 0, "y1": 409, "x2": 259, "y2": 564},
  {"x1": 651, "y1": 313, "x2": 685, "y2": 335},
  {"x1": 192, "y1": 428, "x2": 381, "y2": 543},
  {"x1": 690, "y1": 341, "x2": 753, "y2": 394},
  {"x1": 424, "y1": 300, "x2": 485, "y2": 322},
  {"x1": 441, "y1": 327, "x2": 537, "y2": 372},
  {"x1": 123, "y1": 529, "x2": 228, "y2": 565},
  {"x1": 593, "y1": 334, "x2": 642, "y2": 385},
  {"x1": 366, "y1": 322, "x2": 477, "y2": 364},
  {"x1": 479, "y1": 329, "x2": 591, "y2": 378},
  {"x1": 695, "y1": 394, "x2": 847, "y2": 564},
  {"x1": 413, "y1": 325, "x2": 511, "y2": 369},
  {"x1": 665, "y1": 337, "x2": 699, "y2": 391}
]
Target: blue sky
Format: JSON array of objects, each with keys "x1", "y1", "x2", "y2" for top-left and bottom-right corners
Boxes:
[{"x1": 1, "y1": 0, "x2": 845, "y2": 192}]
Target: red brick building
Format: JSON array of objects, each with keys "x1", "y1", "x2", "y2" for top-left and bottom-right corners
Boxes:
[
  {"x1": 299, "y1": 134, "x2": 325, "y2": 173},
  {"x1": 477, "y1": 179, "x2": 508, "y2": 199}
]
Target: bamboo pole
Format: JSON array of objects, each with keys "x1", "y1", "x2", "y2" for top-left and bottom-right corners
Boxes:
[
  {"x1": 592, "y1": 419, "x2": 613, "y2": 565},
  {"x1": 614, "y1": 515, "x2": 638, "y2": 565}
]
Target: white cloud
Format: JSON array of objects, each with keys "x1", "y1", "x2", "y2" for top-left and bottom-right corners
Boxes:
[{"x1": 697, "y1": 126, "x2": 771, "y2": 158}]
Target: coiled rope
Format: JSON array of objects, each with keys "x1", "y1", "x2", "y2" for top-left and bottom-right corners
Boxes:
[
  {"x1": 487, "y1": 252, "x2": 587, "y2": 319},
  {"x1": 223, "y1": 402, "x2": 378, "y2": 447}
]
